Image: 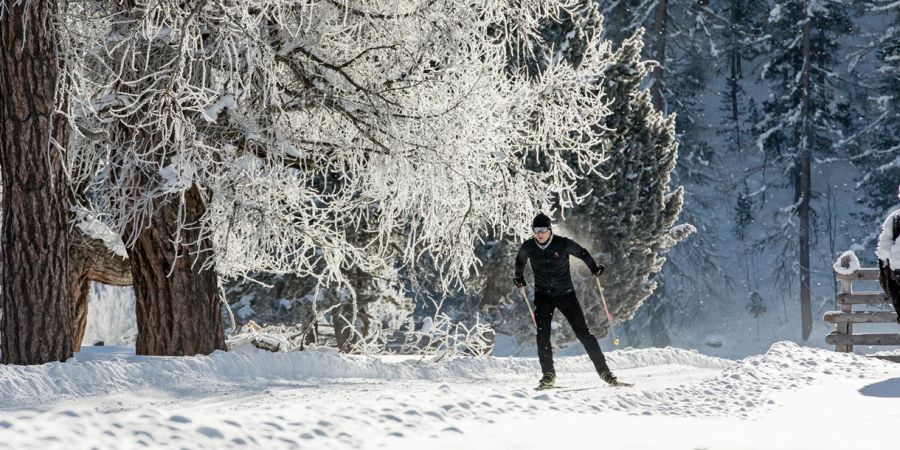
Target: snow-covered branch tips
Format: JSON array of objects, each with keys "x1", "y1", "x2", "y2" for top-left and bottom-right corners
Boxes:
[{"x1": 60, "y1": 0, "x2": 613, "y2": 288}]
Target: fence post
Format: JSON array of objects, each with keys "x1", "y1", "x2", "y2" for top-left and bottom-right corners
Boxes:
[
  {"x1": 836, "y1": 275, "x2": 853, "y2": 353},
  {"x1": 833, "y1": 253, "x2": 856, "y2": 353}
]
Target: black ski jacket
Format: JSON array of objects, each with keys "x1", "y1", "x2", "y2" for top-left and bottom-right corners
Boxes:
[{"x1": 514, "y1": 235, "x2": 602, "y2": 296}]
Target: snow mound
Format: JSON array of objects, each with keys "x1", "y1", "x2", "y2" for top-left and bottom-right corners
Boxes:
[
  {"x1": 833, "y1": 250, "x2": 860, "y2": 275},
  {"x1": 498, "y1": 341, "x2": 900, "y2": 422},
  {"x1": 613, "y1": 341, "x2": 898, "y2": 419},
  {"x1": 0, "y1": 346, "x2": 729, "y2": 408}
]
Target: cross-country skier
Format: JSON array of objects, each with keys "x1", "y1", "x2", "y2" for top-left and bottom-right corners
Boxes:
[{"x1": 514, "y1": 213, "x2": 628, "y2": 389}]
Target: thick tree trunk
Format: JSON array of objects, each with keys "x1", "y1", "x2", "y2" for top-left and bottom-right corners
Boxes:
[
  {"x1": 650, "y1": 0, "x2": 669, "y2": 112},
  {"x1": 798, "y1": 13, "x2": 813, "y2": 341},
  {"x1": 68, "y1": 228, "x2": 133, "y2": 351},
  {"x1": 0, "y1": 0, "x2": 74, "y2": 365},
  {"x1": 127, "y1": 186, "x2": 225, "y2": 356}
]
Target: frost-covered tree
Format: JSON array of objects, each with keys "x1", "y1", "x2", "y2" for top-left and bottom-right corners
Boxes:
[
  {"x1": 752, "y1": 0, "x2": 853, "y2": 340},
  {"x1": 59, "y1": 1, "x2": 613, "y2": 356}
]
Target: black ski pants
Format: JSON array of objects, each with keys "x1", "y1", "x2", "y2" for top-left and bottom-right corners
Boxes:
[{"x1": 535, "y1": 290, "x2": 610, "y2": 376}]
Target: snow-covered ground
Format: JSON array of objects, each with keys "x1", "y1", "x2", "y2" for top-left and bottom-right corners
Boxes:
[{"x1": 1, "y1": 342, "x2": 898, "y2": 449}]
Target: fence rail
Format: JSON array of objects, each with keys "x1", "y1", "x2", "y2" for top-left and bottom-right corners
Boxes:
[{"x1": 826, "y1": 256, "x2": 899, "y2": 353}]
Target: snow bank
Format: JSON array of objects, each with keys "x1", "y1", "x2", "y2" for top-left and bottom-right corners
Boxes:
[
  {"x1": 627, "y1": 341, "x2": 898, "y2": 418},
  {"x1": 833, "y1": 250, "x2": 861, "y2": 275},
  {"x1": 3, "y1": 342, "x2": 899, "y2": 450},
  {"x1": 0, "y1": 345, "x2": 729, "y2": 408}
]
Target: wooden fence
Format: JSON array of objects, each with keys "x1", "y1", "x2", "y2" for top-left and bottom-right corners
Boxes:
[{"x1": 825, "y1": 265, "x2": 899, "y2": 352}]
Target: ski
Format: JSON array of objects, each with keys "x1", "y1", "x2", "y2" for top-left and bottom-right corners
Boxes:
[{"x1": 533, "y1": 382, "x2": 633, "y2": 392}]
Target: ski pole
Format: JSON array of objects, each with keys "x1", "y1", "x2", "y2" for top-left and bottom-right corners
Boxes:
[
  {"x1": 518, "y1": 286, "x2": 536, "y2": 326},
  {"x1": 594, "y1": 278, "x2": 620, "y2": 346}
]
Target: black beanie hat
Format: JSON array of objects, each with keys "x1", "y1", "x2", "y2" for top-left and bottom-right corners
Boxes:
[{"x1": 532, "y1": 213, "x2": 551, "y2": 228}]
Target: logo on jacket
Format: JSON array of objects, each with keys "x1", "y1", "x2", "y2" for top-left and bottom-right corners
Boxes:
[{"x1": 552, "y1": 252, "x2": 560, "y2": 259}]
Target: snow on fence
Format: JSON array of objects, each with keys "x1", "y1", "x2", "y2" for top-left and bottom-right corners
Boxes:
[{"x1": 826, "y1": 252, "x2": 899, "y2": 352}]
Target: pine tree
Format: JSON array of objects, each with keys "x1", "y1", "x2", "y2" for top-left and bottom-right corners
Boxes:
[
  {"x1": 562, "y1": 27, "x2": 693, "y2": 344},
  {"x1": 734, "y1": 183, "x2": 754, "y2": 240},
  {"x1": 473, "y1": 7, "x2": 691, "y2": 347},
  {"x1": 753, "y1": 0, "x2": 853, "y2": 340},
  {"x1": 718, "y1": 0, "x2": 768, "y2": 156},
  {"x1": 856, "y1": 5, "x2": 900, "y2": 218}
]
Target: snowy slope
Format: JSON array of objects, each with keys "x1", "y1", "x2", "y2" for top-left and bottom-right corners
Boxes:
[{"x1": 2, "y1": 343, "x2": 899, "y2": 449}]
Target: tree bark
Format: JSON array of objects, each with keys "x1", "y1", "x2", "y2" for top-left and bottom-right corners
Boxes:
[
  {"x1": 334, "y1": 267, "x2": 372, "y2": 353},
  {"x1": 68, "y1": 227, "x2": 133, "y2": 351},
  {"x1": 798, "y1": 11, "x2": 813, "y2": 341},
  {"x1": 0, "y1": 0, "x2": 74, "y2": 365},
  {"x1": 729, "y1": 1, "x2": 743, "y2": 151},
  {"x1": 650, "y1": 0, "x2": 669, "y2": 112},
  {"x1": 127, "y1": 186, "x2": 225, "y2": 356}
]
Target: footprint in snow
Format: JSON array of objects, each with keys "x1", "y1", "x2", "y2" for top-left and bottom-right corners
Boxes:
[{"x1": 196, "y1": 426, "x2": 224, "y2": 439}]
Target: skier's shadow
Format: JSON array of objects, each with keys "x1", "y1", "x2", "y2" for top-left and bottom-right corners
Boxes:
[{"x1": 858, "y1": 378, "x2": 900, "y2": 398}]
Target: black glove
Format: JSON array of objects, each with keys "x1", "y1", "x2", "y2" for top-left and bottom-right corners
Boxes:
[
  {"x1": 592, "y1": 264, "x2": 605, "y2": 277},
  {"x1": 513, "y1": 276, "x2": 527, "y2": 288}
]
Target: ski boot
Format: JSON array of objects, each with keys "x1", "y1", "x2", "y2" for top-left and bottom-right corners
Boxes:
[
  {"x1": 599, "y1": 370, "x2": 632, "y2": 387},
  {"x1": 536, "y1": 372, "x2": 556, "y2": 390}
]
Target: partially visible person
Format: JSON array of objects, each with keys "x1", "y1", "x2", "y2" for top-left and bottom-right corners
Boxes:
[{"x1": 876, "y1": 185, "x2": 900, "y2": 324}]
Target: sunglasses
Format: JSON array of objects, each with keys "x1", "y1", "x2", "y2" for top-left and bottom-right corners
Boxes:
[{"x1": 532, "y1": 227, "x2": 551, "y2": 234}]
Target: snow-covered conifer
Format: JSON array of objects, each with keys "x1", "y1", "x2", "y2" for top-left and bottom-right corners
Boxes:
[
  {"x1": 478, "y1": 6, "x2": 690, "y2": 347},
  {"x1": 561, "y1": 28, "x2": 691, "y2": 343},
  {"x1": 853, "y1": 3, "x2": 900, "y2": 219},
  {"x1": 751, "y1": 0, "x2": 853, "y2": 339}
]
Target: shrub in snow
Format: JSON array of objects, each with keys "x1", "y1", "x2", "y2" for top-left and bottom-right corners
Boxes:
[{"x1": 226, "y1": 322, "x2": 304, "y2": 353}]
